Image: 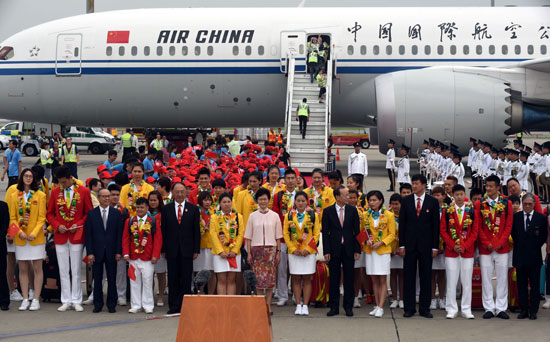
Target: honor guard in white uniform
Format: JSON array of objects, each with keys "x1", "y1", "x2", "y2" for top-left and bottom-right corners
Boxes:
[
  {"x1": 503, "y1": 149, "x2": 520, "y2": 195},
  {"x1": 486, "y1": 148, "x2": 499, "y2": 177},
  {"x1": 397, "y1": 144, "x2": 411, "y2": 185},
  {"x1": 517, "y1": 151, "x2": 530, "y2": 191},
  {"x1": 419, "y1": 139, "x2": 430, "y2": 176},
  {"x1": 472, "y1": 140, "x2": 485, "y2": 189},
  {"x1": 449, "y1": 152, "x2": 465, "y2": 186},
  {"x1": 527, "y1": 144, "x2": 540, "y2": 197},
  {"x1": 534, "y1": 144, "x2": 547, "y2": 202},
  {"x1": 348, "y1": 141, "x2": 368, "y2": 191},
  {"x1": 386, "y1": 139, "x2": 397, "y2": 191},
  {"x1": 467, "y1": 137, "x2": 477, "y2": 173}
]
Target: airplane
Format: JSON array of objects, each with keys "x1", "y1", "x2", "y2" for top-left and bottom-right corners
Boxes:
[{"x1": 0, "y1": 7, "x2": 549, "y2": 154}]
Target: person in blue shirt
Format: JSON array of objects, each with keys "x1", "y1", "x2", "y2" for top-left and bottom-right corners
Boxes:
[
  {"x1": 103, "y1": 150, "x2": 119, "y2": 172},
  {"x1": 213, "y1": 142, "x2": 229, "y2": 158},
  {"x1": 143, "y1": 149, "x2": 156, "y2": 177},
  {"x1": 168, "y1": 144, "x2": 178, "y2": 160},
  {"x1": 1, "y1": 140, "x2": 22, "y2": 189}
]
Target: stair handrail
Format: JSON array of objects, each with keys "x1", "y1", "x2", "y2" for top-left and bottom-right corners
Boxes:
[
  {"x1": 324, "y1": 49, "x2": 333, "y2": 167},
  {"x1": 284, "y1": 54, "x2": 296, "y2": 149}
]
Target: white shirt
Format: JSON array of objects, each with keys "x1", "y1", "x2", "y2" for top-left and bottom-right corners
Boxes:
[
  {"x1": 414, "y1": 193, "x2": 425, "y2": 209},
  {"x1": 348, "y1": 151, "x2": 368, "y2": 177},
  {"x1": 523, "y1": 210, "x2": 533, "y2": 231},
  {"x1": 64, "y1": 185, "x2": 74, "y2": 204},
  {"x1": 100, "y1": 206, "x2": 109, "y2": 229},
  {"x1": 335, "y1": 203, "x2": 345, "y2": 222},
  {"x1": 174, "y1": 200, "x2": 186, "y2": 218},
  {"x1": 454, "y1": 204, "x2": 465, "y2": 222},
  {"x1": 386, "y1": 148, "x2": 395, "y2": 170}
]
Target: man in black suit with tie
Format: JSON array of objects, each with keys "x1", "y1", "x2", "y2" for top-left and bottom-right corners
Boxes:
[
  {"x1": 511, "y1": 193, "x2": 548, "y2": 320},
  {"x1": 161, "y1": 182, "x2": 200, "y2": 314},
  {"x1": 322, "y1": 186, "x2": 361, "y2": 317},
  {"x1": 85, "y1": 189, "x2": 123, "y2": 313},
  {"x1": 399, "y1": 174, "x2": 440, "y2": 318}
]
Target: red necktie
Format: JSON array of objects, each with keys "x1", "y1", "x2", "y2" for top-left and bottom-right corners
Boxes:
[
  {"x1": 416, "y1": 198, "x2": 421, "y2": 216},
  {"x1": 178, "y1": 204, "x2": 183, "y2": 224},
  {"x1": 339, "y1": 207, "x2": 344, "y2": 244}
]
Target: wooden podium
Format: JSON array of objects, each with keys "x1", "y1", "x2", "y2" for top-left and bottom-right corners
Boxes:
[{"x1": 176, "y1": 295, "x2": 272, "y2": 342}]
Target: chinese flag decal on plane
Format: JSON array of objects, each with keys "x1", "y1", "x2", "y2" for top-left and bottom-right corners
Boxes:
[{"x1": 107, "y1": 31, "x2": 130, "y2": 44}]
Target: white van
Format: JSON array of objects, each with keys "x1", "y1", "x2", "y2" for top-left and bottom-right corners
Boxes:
[{"x1": 64, "y1": 127, "x2": 116, "y2": 155}]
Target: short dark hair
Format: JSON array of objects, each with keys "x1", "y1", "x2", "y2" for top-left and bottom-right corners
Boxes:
[
  {"x1": 198, "y1": 167, "x2": 210, "y2": 177},
  {"x1": 108, "y1": 184, "x2": 121, "y2": 192},
  {"x1": 157, "y1": 177, "x2": 172, "y2": 191},
  {"x1": 88, "y1": 178, "x2": 101, "y2": 189},
  {"x1": 108, "y1": 150, "x2": 118, "y2": 157},
  {"x1": 389, "y1": 193, "x2": 402, "y2": 203},
  {"x1": 17, "y1": 168, "x2": 39, "y2": 192},
  {"x1": 348, "y1": 189, "x2": 359, "y2": 197},
  {"x1": 508, "y1": 194, "x2": 520, "y2": 204},
  {"x1": 267, "y1": 165, "x2": 280, "y2": 176},
  {"x1": 411, "y1": 174, "x2": 427, "y2": 184},
  {"x1": 347, "y1": 174, "x2": 364, "y2": 191},
  {"x1": 470, "y1": 188, "x2": 483, "y2": 198},
  {"x1": 452, "y1": 184, "x2": 466, "y2": 194},
  {"x1": 197, "y1": 191, "x2": 213, "y2": 207},
  {"x1": 432, "y1": 186, "x2": 445, "y2": 195},
  {"x1": 147, "y1": 149, "x2": 157, "y2": 156},
  {"x1": 255, "y1": 187, "x2": 271, "y2": 201},
  {"x1": 485, "y1": 175, "x2": 500, "y2": 186},
  {"x1": 294, "y1": 190, "x2": 308, "y2": 202},
  {"x1": 446, "y1": 176, "x2": 458, "y2": 184},
  {"x1": 311, "y1": 168, "x2": 324, "y2": 177},
  {"x1": 219, "y1": 192, "x2": 233, "y2": 203},
  {"x1": 9, "y1": 140, "x2": 18, "y2": 147},
  {"x1": 284, "y1": 168, "x2": 296, "y2": 178},
  {"x1": 55, "y1": 165, "x2": 72, "y2": 180},
  {"x1": 135, "y1": 197, "x2": 149, "y2": 206},
  {"x1": 333, "y1": 186, "x2": 346, "y2": 198},
  {"x1": 506, "y1": 177, "x2": 520, "y2": 186},
  {"x1": 366, "y1": 190, "x2": 384, "y2": 205},
  {"x1": 399, "y1": 183, "x2": 412, "y2": 193},
  {"x1": 31, "y1": 165, "x2": 45, "y2": 180},
  {"x1": 132, "y1": 162, "x2": 145, "y2": 171},
  {"x1": 212, "y1": 178, "x2": 226, "y2": 189},
  {"x1": 241, "y1": 172, "x2": 250, "y2": 184},
  {"x1": 114, "y1": 172, "x2": 129, "y2": 186},
  {"x1": 328, "y1": 170, "x2": 343, "y2": 182},
  {"x1": 249, "y1": 171, "x2": 263, "y2": 184}
]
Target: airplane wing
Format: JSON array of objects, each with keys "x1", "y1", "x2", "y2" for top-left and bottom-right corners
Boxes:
[{"x1": 501, "y1": 57, "x2": 550, "y2": 72}]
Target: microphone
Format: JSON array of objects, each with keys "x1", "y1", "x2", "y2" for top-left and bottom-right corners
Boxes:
[
  {"x1": 193, "y1": 270, "x2": 211, "y2": 294},
  {"x1": 243, "y1": 270, "x2": 257, "y2": 295}
]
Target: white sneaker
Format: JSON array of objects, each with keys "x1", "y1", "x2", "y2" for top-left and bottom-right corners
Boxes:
[
  {"x1": 369, "y1": 306, "x2": 378, "y2": 316},
  {"x1": 18, "y1": 299, "x2": 30, "y2": 311},
  {"x1": 83, "y1": 298, "x2": 94, "y2": 305},
  {"x1": 144, "y1": 308, "x2": 154, "y2": 314},
  {"x1": 461, "y1": 312, "x2": 475, "y2": 319},
  {"x1": 156, "y1": 301, "x2": 164, "y2": 307},
  {"x1": 294, "y1": 304, "x2": 303, "y2": 315},
  {"x1": 277, "y1": 299, "x2": 287, "y2": 307},
  {"x1": 429, "y1": 299, "x2": 437, "y2": 310},
  {"x1": 74, "y1": 304, "x2": 84, "y2": 312},
  {"x1": 542, "y1": 301, "x2": 550, "y2": 309},
  {"x1": 389, "y1": 300, "x2": 398, "y2": 309},
  {"x1": 28, "y1": 289, "x2": 35, "y2": 299},
  {"x1": 118, "y1": 299, "x2": 127, "y2": 306},
  {"x1": 29, "y1": 299, "x2": 40, "y2": 311},
  {"x1": 57, "y1": 303, "x2": 71, "y2": 312},
  {"x1": 302, "y1": 305, "x2": 309, "y2": 316},
  {"x1": 128, "y1": 307, "x2": 141, "y2": 314},
  {"x1": 375, "y1": 307, "x2": 384, "y2": 318},
  {"x1": 398, "y1": 300, "x2": 404, "y2": 309},
  {"x1": 439, "y1": 298, "x2": 446, "y2": 310},
  {"x1": 353, "y1": 297, "x2": 361, "y2": 308},
  {"x1": 446, "y1": 312, "x2": 457, "y2": 319},
  {"x1": 10, "y1": 289, "x2": 23, "y2": 301}
]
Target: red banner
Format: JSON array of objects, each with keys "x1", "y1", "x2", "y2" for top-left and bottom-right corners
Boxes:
[{"x1": 107, "y1": 31, "x2": 130, "y2": 44}]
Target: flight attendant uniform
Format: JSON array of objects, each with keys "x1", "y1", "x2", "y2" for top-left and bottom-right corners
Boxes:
[
  {"x1": 364, "y1": 209, "x2": 396, "y2": 276},
  {"x1": 283, "y1": 210, "x2": 320, "y2": 275},
  {"x1": 209, "y1": 211, "x2": 245, "y2": 273}
]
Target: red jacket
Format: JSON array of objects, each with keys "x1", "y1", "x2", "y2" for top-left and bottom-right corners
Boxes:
[
  {"x1": 440, "y1": 204, "x2": 479, "y2": 258},
  {"x1": 474, "y1": 197, "x2": 513, "y2": 255},
  {"x1": 188, "y1": 186, "x2": 211, "y2": 206},
  {"x1": 122, "y1": 215, "x2": 162, "y2": 261},
  {"x1": 47, "y1": 184, "x2": 93, "y2": 245}
]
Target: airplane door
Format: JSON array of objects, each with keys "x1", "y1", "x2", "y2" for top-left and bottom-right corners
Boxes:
[
  {"x1": 280, "y1": 31, "x2": 306, "y2": 73},
  {"x1": 55, "y1": 34, "x2": 82, "y2": 76}
]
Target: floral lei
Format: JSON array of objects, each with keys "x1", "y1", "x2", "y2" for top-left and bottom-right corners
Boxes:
[
  {"x1": 217, "y1": 209, "x2": 238, "y2": 249},
  {"x1": 17, "y1": 190, "x2": 34, "y2": 228},
  {"x1": 288, "y1": 209, "x2": 314, "y2": 247},
  {"x1": 248, "y1": 188, "x2": 258, "y2": 213},
  {"x1": 366, "y1": 207, "x2": 387, "y2": 242},
  {"x1": 57, "y1": 181, "x2": 80, "y2": 222},
  {"x1": 280, "y1": 191, "x2": 294, "y2": 215},
  {"x1": 446, "y1": 202, "x2": 473, "y2": 245},
  {"x1": 481, "y1": 194, "x2": 506, "y2": 234},
  {"x1": 128, "y1": 181, "x2": 145, "y2": 214},
  {"x1": 130, "y1": 215, "x2": 152, "y2": 254},
  {"x1": 308, "y1": 185, "x2": 325, "y2": 214}
]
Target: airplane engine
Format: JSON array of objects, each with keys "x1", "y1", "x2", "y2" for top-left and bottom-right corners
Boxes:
[{"x1": 375, "y1": 67, "x2": 514, "y2": 154}]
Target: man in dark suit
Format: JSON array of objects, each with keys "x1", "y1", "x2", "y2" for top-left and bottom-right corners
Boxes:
[
  {"x1": 85, "y1": 189, "x2": 123, "y2": 313},
  {"x1": 399, "y1": 174, "x2": 440, "y2": 318},
  {"x1": 161, "y1": 182, "x2": 200, "y2": 314},
  {"x1": 511, "y1": 193, "x2": 548, "y2": 320},
  {"x1": 322, "y1": 186, "x2": 360, "y2": 317},
  {"x1": 0, "y1": 200, "x2": 10, "y2": 311}
]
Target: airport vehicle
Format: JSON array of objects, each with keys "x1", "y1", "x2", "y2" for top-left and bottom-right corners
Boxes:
[
  {"x1": 0, "y1": 7, "x2": 549, "y2": 169},
  {"x1": 329, "y1": 131, "x2": 370, "y2": 149}
]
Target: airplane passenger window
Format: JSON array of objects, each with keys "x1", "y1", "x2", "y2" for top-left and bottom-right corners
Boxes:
[
  {"x1": 245, "y1": 46, "x2": 252, "y2": 56},
  {"x1": 119, "y1": 46, "x2": 125, "y2": 56},
  {"x1": 169, "y1": 46, "x2": 176, "y2": 56},
  {"x1": 360, "y1": 45, "x2": 367, "y2": 55},
  {"x1": 424, "y1": 45, "x2": 431, "y2": 55},
  {"x1": 373, "y1": 45, "x2": 380, "y2": 55},
  {"x1": 386, "y1": 45, "x2": 392, "y2": 55},
  {"x1": 437, "y1": 45, "x2": 444, "y2": 55},
  {"x1": 182, "y1": 46, "x2": 188, "y2": 56},
  {"x1": 541, "y1": 45, "x2": 548, "y2": 55},
  {"x1": 527, "y1": 45, "x2": 534, "y2": 55},
  {"x1": 106, "y1": 46, "x2": 112, "y2": 57},
  {"x1": 258, "y1": 45, "x2": 264, "y2": 55},
  {"x1": 74, "y1": 47, "x2": 79, "y2": 58},
  {"x1": 502, "y1": 45, "x2": 508, "y2": 55},
  {"x1": 476, "y1": 45, "x2": 482, "y2": 55},
  {"x1": 194, "y1": 46, "x2": 200, "y2": 56},
  {"x1": 398, "y1": 45, "x2": 405, "y2": 55},
  {"x1": 489, "y1": 45, "x2": 495, "y2": 55},
  {"x1": 515, "y1": 45, "x2": 521, "y2": 55},
  {"x1": 157, "y1": 46, "x2": 163, "y2": 56},
  {"x1": 450, "y1": 45, "x2": 457, "y2": 55},
  {"x1": 463, "y1": 45, "x2": 469, "y2": 55},
  {"x1": 299, "y1": 44, "x2": 304, "y2": 55},
  {"x1": 411, "y1": 45, "x2": 418, "y2": 55},
  {"x1": 144, "y1": 46, "x2": 150, "y2": 56},
  {"x1": 0, "y1": 46, "x2": 14, "y2": 60},
  {"x1": 347, "y1": 45, "x2": 354, "y2": 55},
  {"x1": 233, "y1": 46, "x2": 239, "y2": 56},
  {"x1": 207, "y1": 46, "x2": 213, "y2": 56},
  {"x1": 131, "y1": 46, "x2": 137, "y2": 56}
]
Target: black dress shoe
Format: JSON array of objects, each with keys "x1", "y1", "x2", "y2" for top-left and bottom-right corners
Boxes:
[
  {"x1": 93, "y1": 307, "x2": 102, "y2": 313},
  {"x1": 108, "y1": 307, "x2": 116, "y2": 313},
  {"x1": 529, "y1": 313, "x2": 537, "y2": 320},
  {"x1": 419, "y1": 311, "x2": 433, "y2": 318},
  {"x1": 517, "y1": 311, "x2": 529, "y2": 319},
  {"x1": 483, "y1": 311, "x2": 495, "y2": 319},
  {"x1": 345, "y1": 309, "x2": 354, "y2": 317},
  {"x1": 167, "y1": 309, "x2": 180, "y2": 315},
  {"x1": 326, "y1": 309, "x2": 339, "y2": 316},
  {"x1": 0, "y1": 305, "x2": 9, "y2": 311},
  {"x1": 387, "y1": 189, "x2": 394, "y2": 192},
  {"x1": 496, "y1": 311, "x2": 509, "y2": 319},
  {"x1": 403, "y1": 311, "x2": 415, "y2": 317}
]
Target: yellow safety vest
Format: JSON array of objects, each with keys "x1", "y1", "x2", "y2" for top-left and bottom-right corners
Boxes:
[
  {"x1": 152, "y1": 139, "x2": 163, "y2": 150},
  {"x1": 122, "y1": 133, "x2": 132, "y2": 148},
  {"x1": 63, "y1": 145, "x2": 77, "y2": 163},
  {"x1": 276, "y1": 133, "x2": 283, "y2": 144},
  {"x1": 316, "y1": 74, "x2": 326, "y2": 88},
  {"x1": 308, "y1": 51, "x2": 318, "y2": 63},
  {"x1": 40, "y1": 148, "x2": 53, "y2": 165},
  {"x1": 268, "y1": 131, "x2": 276, "y2": 143},
  {"x1": 298, "y1": 103, "x2": 309, "y2": 117}
]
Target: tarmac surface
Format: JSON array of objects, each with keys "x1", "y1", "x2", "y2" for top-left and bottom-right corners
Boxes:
[{"x1": 1, "y1": 146, "x2": 550, "y2": 341}]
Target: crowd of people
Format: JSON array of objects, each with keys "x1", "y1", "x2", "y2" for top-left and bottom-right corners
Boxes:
[{"x1": 0, "y1": 133, "x2": 549, "y2": 324}]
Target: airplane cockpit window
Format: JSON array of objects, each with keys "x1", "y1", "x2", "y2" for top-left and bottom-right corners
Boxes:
[
  {"x1": 386, "y1": 45, "x2": 392, "y2": 55},
  {"x1": 489, "y1": 45, "x2": 495, "y2": 55},
  {"x1": 437, "y1": 45, "x2": 444, "y2": 55},
  {"x1": 182, "y1": 46, "x2": 188, "y2": 56},
  {"x1": 245, "y1": 46, "x2": 252, "y2": 56},
  {"x1": 169, "y1": 46, "x2": 176, "y2": 56},
  {"x1": 373, "y1": 45, "x2": 380, "y2": 55},
  {"x1": 541, "y1": 45, "x2": 547, "y2": 55},
  {"x1": 398, "y1": 45, "x2": 405, "y2": 55},
  {"x1": 119, "y1": 46, "x2": 125, "y2": 56},
  {"x1": 424, "y1": 45, "x2": 431, "y2": 55},
  {"x1": 347, "y1": 45, "x2": 353, "y2": 55},
  {"x1": 106, "y1": 46, "x2": 112, "y2": 56},
  {"x1": 144, "y1": 46, "x2": 150, "y2": 56},
  {"x1": 157, "y1": 46, "x2": 163, "y2": 56},
  {"x1": 450, "y1": 45, "x2": 457, "y2": 55},
  {"x1": 233, "y1": 46, "x2": 239, "y2": 56},
  {"x1": 0, "y1": 46, "x2": 14, "y2": 60},
  {"x1": 131, "y1": 46, "x2": 137, "y2": 56},
  {"x1": 411, "y1": 45, "x2": 418, "y2": 55},
  {"x1": 194, "y1": 46, "x2": 200, "y2": 56},
  {"x1": 502, "y1": 45, "x2": 508, "y2": 55},
  {"x1": 514, "y1": 45, "x2": 521, "y2": 55},
  {"x1": 476, "y1": 45, "x2": 482, "y2": 55},
  {"x1": 207, "y1": 46, "x2": 213, "y2": 56},
  {"x1": 527, "y1": 45, "x2": 534, "y2": 55},
  {"x1": 463, "y1": 45, "x2": 469, "y2": 55}
]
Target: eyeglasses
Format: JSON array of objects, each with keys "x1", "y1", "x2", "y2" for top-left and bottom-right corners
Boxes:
[{"x1": 23, "y1": 174, "x2": 33, "y2": 179}]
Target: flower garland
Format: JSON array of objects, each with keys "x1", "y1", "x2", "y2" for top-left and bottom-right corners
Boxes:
[
  {"x1": 130, "y1": 216, "x2": 152, "y2": 254},
  {"x1": 307, "y1": 185, "x2": 325, "y2": 214},
  {"x1": 57, "y1": 181, "x2": 81, "y2": 222},
  {"x1": 128, "y1": 181, "x2": 146, "y2": 215},
  {"x1": 288, "y1": 209, "x2": 314, "y2": 248},
  {"x1": 481, "y1": 194, "x2": 506, "y2": 234},
  {"x1": 217, "y1": 209, "x2": 238, "y2": 249},
  {"x1": 280, "y1": 191, "x2": 293, "y2": 215},
  {"x1": 446, "y1": 203, "x2": 474, "y2": 245},
  {"x1": 17, "y1": 190, "x2": 34, "y2": 228},
  {"x1": 366, "y1": 208, "x2": 387, "y2": 243},
  {"x1": 248, "y1": 189, "x2": 258, "y2": 213}
]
